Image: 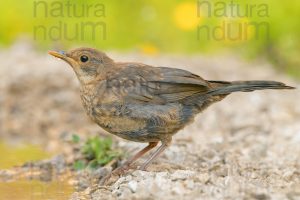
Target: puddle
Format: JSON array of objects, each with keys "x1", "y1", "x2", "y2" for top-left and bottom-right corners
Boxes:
[
  {"x1": 0, "y1": 141, "x2": 51, "y2": 169},
  {"x1": 0, "y1": 141, "x2": 74, "y2": 199},
  {"x1": 0, "y1": 179, "x2": 73, "y2": 200}
]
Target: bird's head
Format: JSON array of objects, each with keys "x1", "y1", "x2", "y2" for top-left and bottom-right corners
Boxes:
[{"x1": 49, "y1": 48, "x2": 114, "y2": 85}]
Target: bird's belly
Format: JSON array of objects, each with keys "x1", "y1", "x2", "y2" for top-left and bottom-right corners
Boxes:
[
  {"x1": 95, "y1": 115, "x2": 164, "y2": 142},
  {"x1": 87, "y1": 102, "x2": 197, "y2": 142},
  {"x1": 87, "y1": 104, "x2": 152, "y2": 142}
]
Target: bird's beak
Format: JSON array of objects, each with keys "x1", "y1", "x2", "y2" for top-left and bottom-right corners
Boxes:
[
  {"x1": 48, "y1": 50, "x2": 75, "y2": 66},
  {"x1": 48, "y1": 50, "x2": 67, "y2": 59}
]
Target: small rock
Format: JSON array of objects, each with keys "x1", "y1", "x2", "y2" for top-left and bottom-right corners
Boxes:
[
  {"x1": 185, "y1": 179, "x2": 195, "y2": 190},
  {"x1": 171, "y1": 182, "x2": 184, "y2": 195},
  {"x1": 282, "y1": 170, "x2": 295, "y2": 181},
  {"x1": 286, "y1": 191, "x2": 300, "y2": 200},
  {"x1": 132, "y1": 170, "x2": 148, "y2": 178},
  {"x1": 199, "y1": 173, "x2": 210, "y2": 184},
  {"x1": 0, "y1": 170, "x2": 13, "y2": 181},
  {"x1": 113, "y1": 185, "x2": 132, "y2": 199},
  {"x1": 251, "y1": 193, "x2": 270, "y2": 200},
  {"x1": 171, "y1": 170, "x2": 196, "y2": 181},
  {"x1": 128, "y1": 180, "x2": 138, "y2": 193},
  {"x1": 112, "y1": 176, "x2": 126, "y2": 189},
  {"x1": 124, "y1": 174, "x2": 133, "y2": 181},
  {"x1": 154, "y1": 172, "x2": 170, "y2": 188},
  {"x1": 50, "y1": 155, "x2": 65, "y2": 172},
  {"x1": 202, "y1": 149, "x2": 216, "y2": 159},
  {"x1": 215, "y1": 167, "x2": 228, "y2": 177},
  {"x1": 93, "y1": 167, "x2": 111, "y2": 180},
  {"x1": 91, "y1": 189, "x2": 114, "y2": 200}
]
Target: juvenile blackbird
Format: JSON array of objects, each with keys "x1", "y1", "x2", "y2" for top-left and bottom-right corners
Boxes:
[{"x1": 49, "y1": 48, "x2": 294, "y2": 175}]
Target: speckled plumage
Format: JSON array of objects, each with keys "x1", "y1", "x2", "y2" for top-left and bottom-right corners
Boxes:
[
  {"x1": 78, "y1": 63, "x2": 228, "y2": 143},
  {"x1": 49, "y1": 48, "x2": 294, "y2": 177}
]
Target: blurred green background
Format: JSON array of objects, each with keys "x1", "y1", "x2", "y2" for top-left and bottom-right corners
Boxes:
[{"x1": 0, "y1": 0, "x2": 299, "y2": 78}]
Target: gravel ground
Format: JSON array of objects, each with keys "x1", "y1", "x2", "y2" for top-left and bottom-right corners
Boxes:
[{"x1": 1, "y1": 42, "x2": 300, "y2": 200}]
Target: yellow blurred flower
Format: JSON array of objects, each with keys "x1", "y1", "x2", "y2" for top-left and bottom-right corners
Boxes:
[
  {"x1": 139, "y1": 43, "x2": 159, "y2": 55},
  {"x1": 173, "y1": 2, "x2": 202, "y2": 31}
]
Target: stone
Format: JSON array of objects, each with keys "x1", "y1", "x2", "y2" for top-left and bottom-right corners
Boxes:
[{"x1": 128, "y1": 180, "x2": 138, "y2": 193}]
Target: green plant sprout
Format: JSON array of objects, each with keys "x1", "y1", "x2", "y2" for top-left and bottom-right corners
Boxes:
[{"x1": 73, "y1": 135, "x2": 123, "y2": 170}]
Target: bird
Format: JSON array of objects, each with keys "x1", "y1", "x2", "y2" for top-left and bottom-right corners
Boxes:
[{"x1": 48, "y1": 48, "x2": 294, "y2": 177}]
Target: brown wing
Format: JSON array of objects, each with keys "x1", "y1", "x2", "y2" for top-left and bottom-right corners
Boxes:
[{"x1": 106, "y1": 63, "x2": 211, "y2": 104}]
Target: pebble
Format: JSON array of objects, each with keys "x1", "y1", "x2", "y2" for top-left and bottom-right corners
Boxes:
[
  {"x1": 170, "y1": 170, "x2": 196, "y2": 181},
  {"x1": 127, "y1": 180, "x2": 138, "y2": 193}
]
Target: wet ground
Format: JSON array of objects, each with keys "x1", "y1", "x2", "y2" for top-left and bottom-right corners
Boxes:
[{"x1": 0, "y1": 42, "x2": 299, "y2": 200}]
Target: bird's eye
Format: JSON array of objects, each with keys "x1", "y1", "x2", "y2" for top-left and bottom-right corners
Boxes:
[{"x1": 80, "y1": 55, "x2": 89, "y2": 63}]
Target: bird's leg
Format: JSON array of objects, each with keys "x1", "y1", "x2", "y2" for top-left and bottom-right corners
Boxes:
[
  {"x1": 139, "y1": 139, "x2": 172, "y2": 171},
  {"x1": 99, "y1": 142, "x2": 159, "y2": 185},
  {"x1": 112, "y1": 142, "x2": 158, "y2": 176}
]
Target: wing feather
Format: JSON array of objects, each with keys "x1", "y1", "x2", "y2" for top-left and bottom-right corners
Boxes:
[{"x1": 108, "y1": 64, "x2": 210, "y2": 104}]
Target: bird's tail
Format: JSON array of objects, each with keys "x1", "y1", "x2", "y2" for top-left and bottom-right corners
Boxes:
[{"x1": 207, "y1": 80, "x2": 295, "y2": 96}]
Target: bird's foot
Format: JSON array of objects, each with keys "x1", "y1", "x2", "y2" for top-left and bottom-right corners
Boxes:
[
  {"x1": 111, "y1": 164, "x2": 131, "y2": 176},
  {"x1": 138, "y1": 164, "x2": 148, "y2": 171},
  {"x1": 99, "y1": 164, "x2": 137, "y2": 185}
]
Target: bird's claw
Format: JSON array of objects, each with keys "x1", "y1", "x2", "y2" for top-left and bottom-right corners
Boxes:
[{"x1": 99, "y1": 164, "x2": 136, "y2": 185}]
